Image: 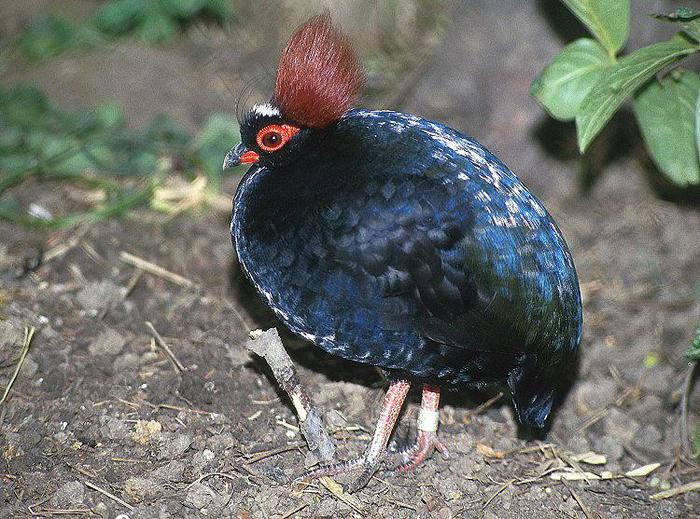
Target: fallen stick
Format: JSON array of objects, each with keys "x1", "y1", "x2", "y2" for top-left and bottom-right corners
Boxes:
[{"x1": 245, "y1": 328, "x2": 336, "y2": 464}]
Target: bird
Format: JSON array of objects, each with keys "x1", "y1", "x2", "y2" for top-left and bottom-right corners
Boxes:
[{"x1": 223, "y1": 13, "x2": 582, "y2": 492}]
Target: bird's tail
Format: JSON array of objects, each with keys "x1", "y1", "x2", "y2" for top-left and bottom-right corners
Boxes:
[{"x1": 507, "y1": 356, "x2": 562, "y2": 430}]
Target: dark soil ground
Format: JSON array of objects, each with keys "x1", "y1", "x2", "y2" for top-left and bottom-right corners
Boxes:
[{"x1": 2, "y1": 1, "x2": 700, "y2": 518}]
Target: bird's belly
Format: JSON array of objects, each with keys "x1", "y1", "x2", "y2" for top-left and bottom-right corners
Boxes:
[
  {"x1": 236, "y1": 236, "x2": 414, "y2": 362},
  {"x1": 235, "y1": 228, "x2": 518, "y2": 385}
]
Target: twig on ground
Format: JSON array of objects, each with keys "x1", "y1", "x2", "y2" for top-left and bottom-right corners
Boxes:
[
  {"x1": 145, "y1": 321, "x2": 185, "y2": 373},
  {"x1": 184, "y1": 471, "x2": 246, "y2": 491},
  {"x1": 124, "y1": 268, "x2": 143, "y2": 296},
  {"x1": 680, "y1": 361, "x2": 698, "y2": 456},
  {"x1": 482, "y1": 478, "x2": 515, "y2": 511},
  {"x1": 244, "y1": 443, "x2": 304, "y2": 465},
  {"x1": 157, "y1": 403, "x2": 215, "y2": 416},
  {"x1": 84, "y1": 480, "x2": 133, "y2": 511},
  {"x1": 245, "y1": 328, "x2": 336, "y2": 464},
  {"x1": 119, "y1": 251, "x2": 195, "y2": 287},
  {"x1": 0, "y1": 326, "x2": 36, "y2": 406},
  {"x1": 464, "y1": 392, "x2": 503, "y2": 421},
  {"x1": 650, "y1": 480, "x2": 700, "y2": 500},
  {"x1": 278, "y1": 503, "x2": 308, "y2": 519},
  {"x1": 385, "y1": 498, "x2": 418, "y2": 512},
  {"x1": 42, "y1": 225, "x2": 90, "y2": 264},
  {"x1": 26, "y1": 507, "x2": 92, "y2": 516},
  {"x1": 564, "y1": 482, "x2": 595, "y2": 519}
]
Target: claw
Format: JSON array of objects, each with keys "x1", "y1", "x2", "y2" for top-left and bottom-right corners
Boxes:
[
  {"x1": 293, "y1": 381, "x2": 449, "y2": 491},
  {"x1": 294, "y1": 450, "x2": 385, "y2": 492},
  {"x1": 295, "y1": 379, "x2": 411, "y2": 492},
  {"x1": 296, "y1": 456, "x2": 364, "y2": 482},
  {"x1": 389, "y1": 429, "x2": 450, "y2": 473}
]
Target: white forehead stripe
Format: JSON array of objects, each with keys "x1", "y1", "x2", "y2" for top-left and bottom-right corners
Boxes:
[{"x1": 251, "y1": 103, "x2": 280, "y2": 118}]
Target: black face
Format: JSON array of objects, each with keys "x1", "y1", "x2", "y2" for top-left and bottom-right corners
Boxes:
[{"x1": 236, "y1": 103, "x2": 311, "y2": 168}]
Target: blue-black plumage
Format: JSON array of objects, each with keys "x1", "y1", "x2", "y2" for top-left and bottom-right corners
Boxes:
[
  {"x1": 231, "y1": 108, "x2": 582, "y2": 429},
  {"x1": 224, "y1": 14, "x2": 582, "y2": 491}
]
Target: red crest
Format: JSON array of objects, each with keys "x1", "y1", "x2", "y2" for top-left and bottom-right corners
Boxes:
[{"x1": 274, "y1": 13, "x2": 363, "y2": 128}]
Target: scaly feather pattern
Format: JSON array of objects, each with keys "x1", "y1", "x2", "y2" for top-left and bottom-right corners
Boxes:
[{"x1": 232, "y1": 110, "x2": 582, "y2": 429}]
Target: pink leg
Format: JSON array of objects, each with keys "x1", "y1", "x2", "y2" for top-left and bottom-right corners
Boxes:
[
  {"x1": 297, "y1": 379, "x2": 410, "y2": 492},
  {"x1": 389, "y1": 384, "x2": 449, "y2": 473}
]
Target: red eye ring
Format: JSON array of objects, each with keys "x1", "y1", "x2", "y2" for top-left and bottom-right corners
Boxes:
[{"x1": 256, "y1": 124, "x2": 300, "y2": 152}]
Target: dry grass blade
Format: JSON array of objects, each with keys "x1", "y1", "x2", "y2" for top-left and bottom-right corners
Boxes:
[
  {"x1": 0, "y1": 326, "x2": 36, "y2": 406},
  {"x1": 119, "y1": 251, "x2": 195, "y2": 287},
  {"x1": 551, "y1": 470, "x2": 600, "y2": 481},
  {"x1": 84, "y1": 480, "x2": 134, "y2": 511},
  {"x1": 43, "y1": 226, "x2": 90, "y2": 263},
  {"x1": 277, "y1": 503, "x2": 307, "y2": 519},
  {"x1": 145, "y1": 321, "x2": 185, "y2": 373},
  {"x1": 244, "y1": 443, "x2": 303, "y2": 465},
  {"x1": 571, "y1": 452, "x2": 607, "y2": 465},
  {"x1": 650, "y1": 480, "x2": 700, "y2": 500},
  {"x1": 318, "y1": 476, "x2": 365, "y2": 514},
  {"x1": 482, "y1": 478, "x2": 515, "y2": 510},
  {"x1": 467, "y1": 391, "x2": 504, "y2": 417},
  {"x1": 184, "y1": 471, "x2": 246, "y2": 491},
  {"x1": 625, "y1": 463, "x2": 660, "y2": 478},
  {"x1": 563, "y1": 481, "x2": 595, "y2": 519},
  {"x1": 26, "y1": 508, "x2": 92, "y2": 516}
]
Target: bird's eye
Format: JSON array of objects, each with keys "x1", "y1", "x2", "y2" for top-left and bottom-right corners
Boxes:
[{"x1": 256, "y1": 124, "x2": 300, "y2": 153}]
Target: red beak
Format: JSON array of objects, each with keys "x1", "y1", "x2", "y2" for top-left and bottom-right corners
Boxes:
[
  {"x1": 240, "y1": 150, "x2": 260, "y2": 164},
  {"x1": 223, "y1": 143, "x2": 260, "y2": 169}
]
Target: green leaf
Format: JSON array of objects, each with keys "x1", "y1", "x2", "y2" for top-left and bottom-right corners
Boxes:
[
  {"x1": 52, "y1": 151, "x2": 96, "y2": 175},
  {"x1": 652, "y1": 7, "x2": 700, "y2": 42},
  {"x1": 696, "y1": 90, "x2": 700, "y2": 167},
  {"x1": 0, "y1": 154, "x2": 34, "y2": 177},
  {"x1": 562, "y1": 0, "x2": 630, "y2": 54},
  {"x1": 531, "y1": 38, "x2": 613, "y2": 121},
  {"x1": 3, "y1": 86, "x2": 50, "y2": 129},
  {"x1": 145, "y1": 115, "x2": 190, "y2": 148},
  {"x1": 92, "y1": 0, "x2": 145, "y2": 35},
  {"x1": 16, "y1": 15, "x2": 78, "y2": 61},
  {"x1": 576, "y1": 36, "x2": 698, "y2": 152},
  {"x1": 688, "y1": 323, "x2": 700, "y2": 363},
  {"x1": 137, "y1": 12, "x2": 178, "y2": 44},
  {"x1": 160, "y1": 0, "x2": 207, "y2": 19},
  {"x1": 94, "y1": 103, "x2": 125, "y2": 128},
  {"x1": 193, "y1": 114, "x2": 239, "y2": 186},
  {"x1": 200, "y1": 0, "x2": 234, "y2": 24},
  {"x1": 634, "y1": 69, "x2": 700, "y2": 186},
  {"x1": 693, "y1": 426, "x2": 700, "y2": 458}
]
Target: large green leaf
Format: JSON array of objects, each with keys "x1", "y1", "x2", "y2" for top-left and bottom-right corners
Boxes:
[
  {"x1": 531, "y1": 38, "x2": 613, "y2": 121},
  {"x1": 562, "y1": 0, "x2": 630, "y2": 54},
  {"x1": 576, "y1": 36, "x2": 698, "y2": 152},
  {"x1": 634, "y1": 69, "x2": 700, "y2": 186}
]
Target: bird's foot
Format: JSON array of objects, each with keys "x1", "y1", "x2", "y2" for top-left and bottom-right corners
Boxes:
[
  {"x1": 295, "y1": 450, "x2": 385, "y2": 493},
  {"x1": 388, "y1": 430, "x2": 450, "y2": 473},
  {"x1": 295, "y1": 379, "x2": 413, "y2": 493}
]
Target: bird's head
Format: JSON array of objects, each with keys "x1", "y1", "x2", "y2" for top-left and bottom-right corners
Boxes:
[{"x1": 223, "y1": 13, "x2": 363, "y2": 170}]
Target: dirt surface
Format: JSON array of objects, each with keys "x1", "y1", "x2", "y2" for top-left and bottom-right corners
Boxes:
[{"x1": 2, "y1": 1, "x2": 700, "y2": 518}]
